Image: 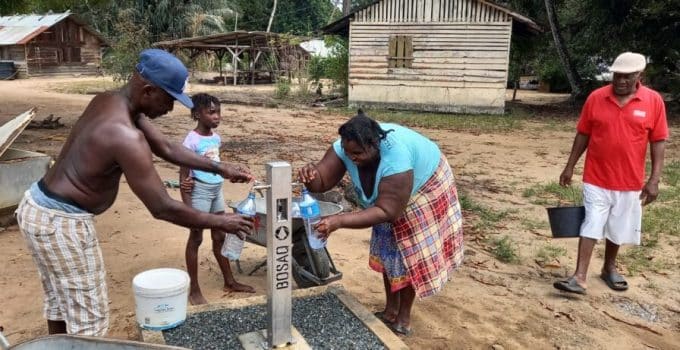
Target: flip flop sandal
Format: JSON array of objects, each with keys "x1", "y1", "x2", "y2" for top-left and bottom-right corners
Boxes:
[
  {"x1": 600, "y1": 271, "x2": 629, "y2": 291},
  {"x1": 389, "y1": 323, "x2": 413, "y2": 337},
  {"x1": 553, "y1": 277, "x2": 587, "y2": 295}
]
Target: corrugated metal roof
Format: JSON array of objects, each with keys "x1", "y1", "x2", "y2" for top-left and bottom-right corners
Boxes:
[
  {"x1": 153, "y1": 31, "x2": 308, "y2": 49},
  {"x1": 0, "y1": 11, "x2": 107, "y2": 46},
  {"x1": 0, "y1": 12, "x2": 71, "y2": 27},
  {"x1": 0, "y1": 26, "x2": 46, "y2": 45}
]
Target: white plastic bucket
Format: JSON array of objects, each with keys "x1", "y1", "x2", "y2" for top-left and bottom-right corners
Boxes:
[{"x1": 132, "y1": 268, "x2": 189, "y2": 330}]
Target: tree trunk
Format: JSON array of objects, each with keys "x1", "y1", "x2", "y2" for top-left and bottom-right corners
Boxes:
[
  {"x1": 343, "y1": 0, "x2": 351, "y2": 15},
  {"x1": 544, "y1": 0, "x2": 583, "y2": 98},
  {"x1": 266, "y1": 0, "x2": 278, "y2": 32}
]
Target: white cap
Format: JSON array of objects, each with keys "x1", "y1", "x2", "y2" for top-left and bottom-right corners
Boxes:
[{"x1": 609, "y1": 52, "x2": 646, "y2": 74}]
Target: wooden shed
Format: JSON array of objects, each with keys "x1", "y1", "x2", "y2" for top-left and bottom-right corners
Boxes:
[
  {"x1": 322, "y1": 0, "x2": 540, "y2": 114},
  {"x1": 153, "y1": 31, "x2": 309, "y2": 85},
  {"x1": 0, "y1": 11, "x2": 107, "y2": 78}
]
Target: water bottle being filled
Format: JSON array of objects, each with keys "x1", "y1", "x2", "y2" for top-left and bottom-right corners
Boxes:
[
  {"x1": 299, "y1": 188, "x2": 326, "y2": 250},
  {"x1": 222, "y1": 191, "x2": 257, "y2": 260}
]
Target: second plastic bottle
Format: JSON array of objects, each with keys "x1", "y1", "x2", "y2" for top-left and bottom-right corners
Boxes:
[
  {"x1": 299, "y1": 188, "x2": 326, "y2": 250},
  {"x1": 222, "y1": 191, "x2": 257, "y2": 260}
]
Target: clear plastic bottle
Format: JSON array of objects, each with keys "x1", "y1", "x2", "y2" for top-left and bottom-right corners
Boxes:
[
  {"x1": 222, "y1": 191, "x2": 257, "y2": 260},
  {"x1": 299, "y1": 188, "x2": 326, "y2": 250},
  {"x1": 291, "y1": 196, "x2": 302, "y2": 218}
]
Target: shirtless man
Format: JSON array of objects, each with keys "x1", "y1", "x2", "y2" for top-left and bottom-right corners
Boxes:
[{"x1": 15, "y1": 49, "x2": 254, "y2": 336}]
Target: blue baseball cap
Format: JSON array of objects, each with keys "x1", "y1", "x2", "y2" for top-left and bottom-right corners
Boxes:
[{"x1": 136, "y1": 49, "x2": 193, "y2": 109}]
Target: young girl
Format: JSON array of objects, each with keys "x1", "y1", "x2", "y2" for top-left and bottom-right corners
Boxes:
[{"x1": 180, "y1": 93, "x2": 255, "y2": 305}]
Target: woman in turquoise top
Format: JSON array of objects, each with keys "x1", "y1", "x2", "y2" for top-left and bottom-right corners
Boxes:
[{"x1": 299, "y1": 110, "x2": 464, "y2": 336}]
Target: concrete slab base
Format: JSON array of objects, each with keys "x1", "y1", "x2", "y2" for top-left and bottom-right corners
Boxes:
[
  {"x1": 140, "y1": 284, "x2": 408, "y2": 350},
  {"x1": 238, "y1": 326, "x2": 311, "y2": 350}
]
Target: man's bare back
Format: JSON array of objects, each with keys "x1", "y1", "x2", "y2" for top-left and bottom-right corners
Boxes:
[
  {"x1": 37, "y1": 63, "x2": 253, "y2": 235},
  {"x1": 43, "y1": 92, "x2": 148, "y2": 214}
]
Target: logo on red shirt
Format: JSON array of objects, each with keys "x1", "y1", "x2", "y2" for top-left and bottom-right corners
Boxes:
[{"x1": 633, "y1": 110, "x2": 646, "y2": 118}]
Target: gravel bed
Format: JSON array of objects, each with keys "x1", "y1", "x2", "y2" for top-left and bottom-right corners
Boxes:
[{"x1": 163, "y1": 293, "x2": 386, "y2": 349}]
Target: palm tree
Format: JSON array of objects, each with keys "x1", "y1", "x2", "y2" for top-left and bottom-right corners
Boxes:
[
  {"x1": 186, "y1": 5, "x2": 236, "y2": 37},
  {"x1": 544, "y1": 0, "x2": 583, "y2": 98}
]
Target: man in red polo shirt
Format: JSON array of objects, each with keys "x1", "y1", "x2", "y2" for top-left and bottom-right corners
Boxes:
[{"x1": 554, "y1": 52, "x2": 668, "y2": 294}]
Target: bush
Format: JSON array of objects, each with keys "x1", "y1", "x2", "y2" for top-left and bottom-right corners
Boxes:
[
  {"x1": 101, "y1": 9, "x2": 150, "y2": 82},
  {"x1": 323, "y1": 36, "x2": 348, "y2": 95},
  {"x1": 275, "y1": 79, "x2": 291, "y2": 98},
  {"x1": 308, "y1": 55, "x2": 326, "y2": 83}
]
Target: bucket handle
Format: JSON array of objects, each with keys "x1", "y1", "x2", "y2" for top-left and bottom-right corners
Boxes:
[{"x1": 559, "y1": 185, "x2": 582, "y2": 207}]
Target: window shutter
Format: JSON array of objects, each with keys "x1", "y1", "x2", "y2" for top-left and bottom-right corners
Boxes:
[
  {"x1": 388, "y1": 36, "x2": 397, "y2": 68},
  {"x1": 396, "y1": 35, "x2": 405, "y2": 68}
]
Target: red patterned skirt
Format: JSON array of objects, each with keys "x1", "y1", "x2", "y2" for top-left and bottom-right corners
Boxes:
[{"x1": 369, "y1": 154, "x2": 464, "y2": 298}]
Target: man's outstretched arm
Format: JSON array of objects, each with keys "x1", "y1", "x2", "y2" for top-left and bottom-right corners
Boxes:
[
  {"x1": 135, "y1": 116, "x2": 252, "y2": 182},
  {"x1": 113, "y1": 125, "x2": 253, "y2": 237}
]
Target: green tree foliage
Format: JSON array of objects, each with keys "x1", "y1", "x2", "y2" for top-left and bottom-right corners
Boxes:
[
  {"x1": 324, "y1": 37, "x2": 349, "y2": 92},
  {"x1": 274, "y1": 0, "x2": 335, "y2": 34},
  {"x1": 0, "y1": 0, "x2": 32, "y2": 15},
  {"x1": 502, "y1": 0, "x2": 679, "y2": 99},
  {"x1": 101, "y1": 9, "x2": 149, "y2": 82},
  {"x1": 351, "y1": 0, "x2": 376, "y2": 11},
  {"x1": 224, "y1": 0, "x2": 336, "y2": 35}
]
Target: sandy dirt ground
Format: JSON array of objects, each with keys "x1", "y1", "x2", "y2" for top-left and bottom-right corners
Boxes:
[{"x1": 0, "y1": 77, "x2": 679, "y2": 350}]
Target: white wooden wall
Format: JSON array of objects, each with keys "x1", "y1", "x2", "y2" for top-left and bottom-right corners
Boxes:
[
  {"x1": 348, "y1": 0, "x2": 513, "y2": 114},
  {"x1": 354, "y1": 0, "x2": 510, "y2": 23}
]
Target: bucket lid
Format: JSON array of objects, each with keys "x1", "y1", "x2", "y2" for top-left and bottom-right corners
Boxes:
[
  {"x1": 0, "y1": 108, "x2": 35, "y2": 158},
  {"x1": 133, "y1": 268, "x2": 189, "y2": 297}
]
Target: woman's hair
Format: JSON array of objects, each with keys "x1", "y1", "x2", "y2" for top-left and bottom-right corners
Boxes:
[
  {"x1": 190, "y1": 93, "x2": 220, "y2": 120},
  {"x1": 338, "y1": 109, "x2": 393, "y2": 149}
]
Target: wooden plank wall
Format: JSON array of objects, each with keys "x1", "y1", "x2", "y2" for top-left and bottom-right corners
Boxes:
[
  {"x1": 355, "y1": 0, "x2": 509, "y2": 23},
  {"x1": 4, "y1": 46, "x2": 28, "y2": 77},
  {"x1": 4, "y1": 46, "x2": 25, "y2": 61},
  {"x1": 348, "y1": 0, "x2": 512, "y2": 113},
  {"x1": 25, "y1": 18, "x2": 103, "y2": 76}
]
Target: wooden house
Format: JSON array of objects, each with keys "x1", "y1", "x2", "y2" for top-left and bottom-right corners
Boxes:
[
  {"x1": 0, "y1": 11, "x2": 107, "y2": 77},
  {"x1": 322, "y1": 0, "x2": 540, "y2": 114}
]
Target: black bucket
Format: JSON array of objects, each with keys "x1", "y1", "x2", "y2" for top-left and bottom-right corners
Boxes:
[{"x1": 546, "y1": 206, "x2": 585, "y2": 238}]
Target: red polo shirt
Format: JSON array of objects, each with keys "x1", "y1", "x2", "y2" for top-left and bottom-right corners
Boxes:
[{"x1": 577, "y1": 84, "x2": 668, "y2": 191}]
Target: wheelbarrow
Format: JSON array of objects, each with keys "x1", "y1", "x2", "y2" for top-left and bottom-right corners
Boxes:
[
  {"x1": 0, "y1": 328, "x2": 186, "y2": 350},
  {"x1": 228, "y1": 196, "x2": 343, "y2": 288}
]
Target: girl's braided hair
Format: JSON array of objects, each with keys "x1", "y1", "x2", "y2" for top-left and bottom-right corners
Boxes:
[{"x1": 190, "y1": 93, "x2": 220, "y2": 120}]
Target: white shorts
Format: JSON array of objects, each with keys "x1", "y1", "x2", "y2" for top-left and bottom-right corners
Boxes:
[{"x1": 580, "y1": 183, "x2": 642, "y2": 245}]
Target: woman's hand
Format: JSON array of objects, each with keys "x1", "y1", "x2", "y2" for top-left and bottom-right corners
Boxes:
[
  {"x1": 298, "y1": 163, "x2": 319, "y2": 184},
  {"x1": 314, "y1": 215, "x2": 343, "y2": 240}
]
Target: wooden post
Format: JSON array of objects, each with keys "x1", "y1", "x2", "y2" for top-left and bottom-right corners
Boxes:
[
  {"x1": 23, "y1": 45, "x2": 29, "y2": 76},
  {"x1": 233, "y1": 35, "x2": 239, "y2": 85},
  {"x1": 215, "y1": 50, "x2": 225, "y2": 85},
  {"x1": 250, "y1": 38, "x2": 255, "y2": 85}
]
